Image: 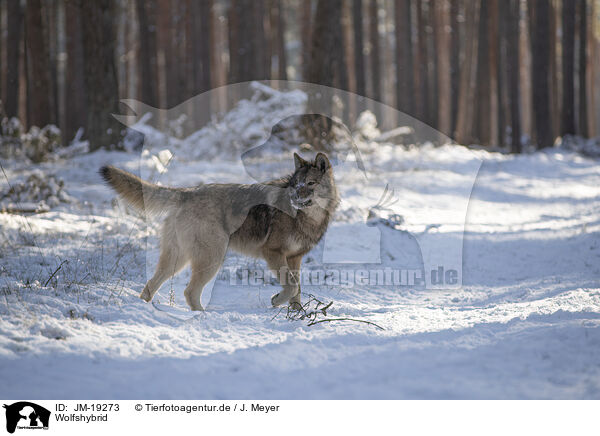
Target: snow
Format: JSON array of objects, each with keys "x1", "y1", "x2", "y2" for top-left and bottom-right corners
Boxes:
[{"x1": 1, "y1": 86, "x2": 599, "y2": 399}]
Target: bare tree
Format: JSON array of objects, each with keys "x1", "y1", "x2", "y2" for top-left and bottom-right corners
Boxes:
[
  {"x1": 506, "y1": 0, "x2": 521, "y2": 152},
  {"x1": 352, "y1": 0, "x2": 366, "y2": 97},
  {"x1": 496, "y1": 0, "x2": 508, "y2": 146},
  {"x1": 587, "y1": 0, "x2": 596, "y2": 136},
  {"x1": 333, "y1": 4, "x2": 349, "y2": 91},
  {"x1": 190, "y1": 0, "x2": 212, "y2": 94},
  {"x1": 489, "y1": 0, "x2": 499, "y2": 145},
  {"x1": 135, "y1": 0, "x2": 159, "y2": 107},
  {"x1": 227, "y1": 0, "x2": 239, "y2": 84},
  {"x1": 435, "y1": 0, "x2": 451, "y2": 135},
  {"x1": 561, "y1": 0, "x2": 576, "y2": 135},
  {"x1": 78, "y1": 0, "x2": 122, "y2": 150},
  {"x1": 307, "y1": 0, "x2": 342, "y2": 89},
  {"x1": 368, "y1": 0, "x2": 381, "y2": 104},
  {"x1": 5, "y1": 0, "x2": 22, "y2": 119},
  {"x1": 577, "y1": 0, "x2": 587, "y2": 136},
  {"x1": 306, "y1": 0, "x2": 342, "y2": 137},
  {"x1": 395, "y1": 0, "x2": 414, "y2": 115},
  {"x1": 428, "y1": 0, "x2": 438, "y2": 128},
  {"x1": 301, "y1": 0, "x2": 312, "y2": 80},
  {"x1": 274, "y1": 0, "x2": 287, "y2": 80},
  {"x1": 229, "y1": 0, "x2": 267, "y2": 83},
  {"x1": 25, "y1": 0, "x2": 52, "y2": 127},
  {"x1": 415, "y1": 0, "x2": 429, "y2": 123},
  {"x1": 454, "y1": 0, "x2": 478, "y2": 145},
  {"x1": 549, "y1": 0, "x2": 559, "y2": 138},
  {"x1": 450, "y1": 0, "x2": 460, "y2": 133},
  {"x1": 45, "y1": 0, "x2": 60, "y2": 124},
  {"x1": 529, "y1": 0, "x2": 553, "y2": 148},
  {"x1": 474, "y1": 0, "x2": 490, "y2": 145},
  {"x1": 65, "y1": 0, "x2": 87, "y2": 141}
]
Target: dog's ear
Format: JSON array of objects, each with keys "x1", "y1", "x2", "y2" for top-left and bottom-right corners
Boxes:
[
  {"x1": 294, "y1": 152, "x2": 308, "y2": 169},
  {"x1": 314, "y1": 153, "x2": 331, "y2": 172}
]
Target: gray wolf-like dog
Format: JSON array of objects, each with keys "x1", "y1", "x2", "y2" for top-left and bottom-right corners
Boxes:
[{"x1": 100, "y1": 152, "x2": 339, "y2": 311}]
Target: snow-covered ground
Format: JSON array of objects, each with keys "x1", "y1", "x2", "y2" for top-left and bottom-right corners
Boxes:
[{"x1": 1, "y1": 87, "x2": 599, "y2": 399}]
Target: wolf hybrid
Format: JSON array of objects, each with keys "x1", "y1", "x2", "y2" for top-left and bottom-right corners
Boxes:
[{"x1": 100, "y1": 153, "x2": 339, "y2": 311}]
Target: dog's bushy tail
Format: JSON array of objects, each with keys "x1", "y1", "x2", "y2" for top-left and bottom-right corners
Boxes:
[{"x1": 100, "y1": 165, "x2": 182, "y2": 216}]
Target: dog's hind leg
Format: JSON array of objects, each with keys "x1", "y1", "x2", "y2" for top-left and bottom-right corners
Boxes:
[
  {"x1": 140, "y1": 231, "x2": 187, "y2": 302},
  {"x1": 183, "y1": 236, "x2": 228, "y2": 311}
]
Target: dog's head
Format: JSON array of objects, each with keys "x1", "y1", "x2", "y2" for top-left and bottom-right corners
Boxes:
[{"x1": 288, "y1": 152, "x2": 337, "y2": 210}]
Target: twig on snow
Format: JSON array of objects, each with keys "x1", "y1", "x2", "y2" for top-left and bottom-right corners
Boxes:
[
  {"x1": 274, "y1": 293, "x2": 384, "y2": 330},
  {"x1": 44, "y1": 260, "x2": 68, "y2": 287}
]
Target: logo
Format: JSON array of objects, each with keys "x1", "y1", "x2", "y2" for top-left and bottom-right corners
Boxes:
[
  {"x1": 3, "y1": 402, "x2": 50, "y2": 434},
  {"x1": 114, "y1": 81, "x2": 481, "y2": 306}
]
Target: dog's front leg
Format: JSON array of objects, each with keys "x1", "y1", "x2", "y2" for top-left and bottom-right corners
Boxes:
[
  {"x1": 263, "y1": 250, "x2": 299, "y2": 307},
  {"x1": 286, "y1": 254, "x2": 303, "y2": 308}
]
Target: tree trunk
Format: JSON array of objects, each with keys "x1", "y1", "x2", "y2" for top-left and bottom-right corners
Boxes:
[
  {"x1": 395, "y1": 0, "x2": 414, "y2": 116},
  {"x1": 415, "y1": 0, "x2": 429, "y2": 123},
  {"x1": 333, "y1": 3, "x2": 349, "y2": 93},
  {"x1": 228, "y1": 0, "x2": 240, "y2": 84},
  {"x1": 0, "y1": 1, "x2": 3, "y2": 108},
  {"x1": 450, "y1": 0, "x2": 460, "y2": 133},
  {"x1": 454, "y1": 0, "x2": 479, "y2": 145},
  {"x1": 78, "y1": 0, "x2": 122, "y2": 150},
  {"x1": 135, "y1": 0, "x2": 159, "y2": 107},
  {"x1": 342, "y1": 0, "x2": 355, "y2": 93},
  {"x1": 586, "y1": 0, "x2": 596, "y2": 136},
  {"x1": 5, "y1": 0, "x2": 22, "y2": 119},
  {"x1": 519, "y1": 1, "x2": 533, "y2": 139},
  {"x1": 64, "y1": 0, "x2": 87, "y2": 142},
  {"x1": 549, "y1": 0, "x2": 559, "y2": 138},
  {"x1": 302, "y1": 0, "x2": 343, "y2": 149},
  {"x1": 506, "y1": 0, "x2": 521, "y2": 152},
  {"x1": 25, "y1": 0, "x2": 52, "y2": 127},
  {"x1": 174, "y1": 0, "x2": 187, "y2": 105},
  {"x1": 307, "y1": 0, "x2": 341, "y2": 89},
  {"x1": 45, "y1": 0, "x2": 60, "y2": 126},
  {"x1": 497, "y1": 0, "x2": 508, "y2": 146},
  {"x1": 473, "y1": 0, "x2": 490, "y2": 145},
  {"x1": 191, "y1": 0, "x2": 212, "y2": 94},
  {"x1": 254, "y1": 0, "x2": 268, "y2": 80},
  {"x1": 530, "y1": 0, "x2": 553, "y2": 149},
  {"x1": 561, "y1": 0, "x2": 576, "y2": 135},
  {"x1": 301, "y1": 0, "x2": 312, "y2": 80},
  {"x1": 435, "y1": 0, "x2": 451, "y2": 136},
  {"x1": 305, "y1": 0, "x2": 342, "y2": 143},
  {"x1": 231, "y1": 0, "x2": 267, "y2": 82},
  {"x1": 428, "y1": 0, "x2": 438, "y2": 128},
  {"x1": 368, "y1": 0, "x2": 381, "y2": 103},
  {"x1": 352, "y1": 0, "x2": 366, "y2": 97},
  {"x1": 157, "y1": 0, "x2": 178, "y2": 107},
  {"x1": 275, "y1": 0, "x2": 287, "y2": 80},
  {"x1": 489, "y1": 0, "x2": 499, "y2": 146},
  {"x1": 577, "y1": 0, "x2": 587, "y2": 136}
]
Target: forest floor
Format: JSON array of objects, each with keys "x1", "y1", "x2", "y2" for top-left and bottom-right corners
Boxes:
[{"x1": 1, "y1": 88, "x2": 599, "y2": 399}]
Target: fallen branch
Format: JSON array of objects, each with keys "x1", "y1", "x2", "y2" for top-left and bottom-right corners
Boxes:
[
  {"x1": 307, "y1": 317, "x2": 384, "y2": 330},
  {"x1": 274, "y1": 294, "x2": 384, "y2": 330}
]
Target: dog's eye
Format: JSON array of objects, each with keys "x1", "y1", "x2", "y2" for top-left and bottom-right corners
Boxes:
[{"x1": 307, "y1": 181, "x2": 317, "y2": 186}]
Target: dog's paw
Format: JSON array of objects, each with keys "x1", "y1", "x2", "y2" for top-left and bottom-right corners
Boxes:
[
  {"x1": 139, "y1": 287, "x2": 152, "y2": 302},
  {"x1": 271, "y1": 292, "x2": 286, "y2": 307},
  {"x1": 288, "y1": 301, "x2": 303, "y2": 311}
]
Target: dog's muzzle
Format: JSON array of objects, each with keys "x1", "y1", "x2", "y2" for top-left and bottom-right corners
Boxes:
[{"x1": 290, "y1": 195, "x2": 313, "y2": 209}]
